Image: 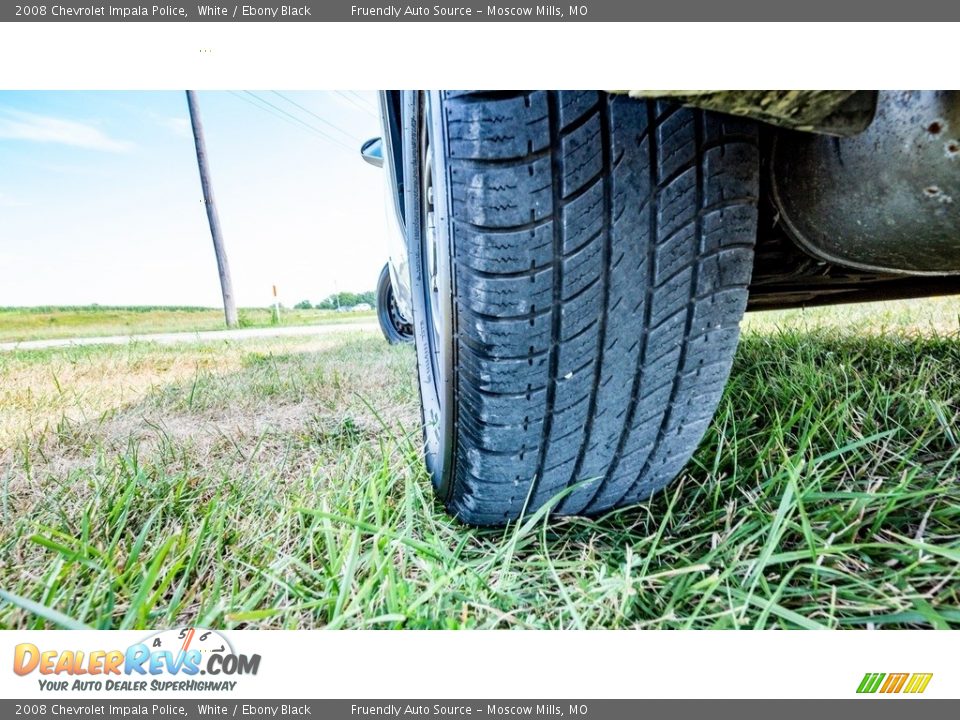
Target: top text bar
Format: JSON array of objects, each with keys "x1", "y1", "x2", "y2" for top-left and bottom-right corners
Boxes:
[{"x1": 3, "y1": 0, "x2": 959, "y2": 21}]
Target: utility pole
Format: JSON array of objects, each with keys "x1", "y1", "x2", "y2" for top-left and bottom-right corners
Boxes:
[{"x1": 186, "y1": 90, "x2": 237, "y2": 328}]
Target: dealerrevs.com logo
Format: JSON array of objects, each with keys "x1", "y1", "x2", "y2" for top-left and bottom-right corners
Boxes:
[
  {"x1": 13, "y1": 628, "x2": 260, "y2": 692},
  {"x1": 857, "y1": 673, "x2": 933, "y2": 695}
]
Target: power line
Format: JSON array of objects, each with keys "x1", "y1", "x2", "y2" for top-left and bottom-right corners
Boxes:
[
  {"x1": 228, "y1": 90, "x2": 334, "y2": 145},
  {"x1": 334, "y1": 90, "x2": 378, "y2": 118},
  {"x1": 229, "y1": 89, "x2": 291, "y2": 122},
  {"x1": 228, "y1": 90, "x2": 312, "y2": 133},
  {"x1": 269, "y1": 91, "x2": 365, "y2": 145},
  {"x1": 347, "y1": 91, "x2": 378, "y2": 112},
  {"x1": 244, "y1": 91, "x2": 357, "y2": 152},
  {"x1": 227, "y1": 91, "x2": 356, "y2": 156}
]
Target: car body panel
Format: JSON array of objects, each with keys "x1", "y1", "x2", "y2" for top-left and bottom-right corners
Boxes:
[{"x1": 377, "y1": 91, "x2": 413, "y2": 322}]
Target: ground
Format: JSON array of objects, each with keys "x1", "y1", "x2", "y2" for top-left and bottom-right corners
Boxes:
[
  {"x1": 0, "y1": 306, "x2": 375, "y2": 343},
  {"x1": 0, "y1": 298, "x2": 958, "y2": 629}
]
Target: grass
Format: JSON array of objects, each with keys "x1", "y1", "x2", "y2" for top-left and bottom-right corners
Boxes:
[
  {"x1": 0, "y1": 305, "x2": 375, "y2": 343},
  {"x1": 0, "y1": 297, "x2": 958, "y2": 630},
  {"x1": 742, "y1": 295, "x2": 960, "y2": 337}
]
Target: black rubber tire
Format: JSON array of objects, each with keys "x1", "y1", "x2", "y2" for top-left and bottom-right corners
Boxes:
[
  {"x1": 376, "y1": 263, "x2": 413, "y2": 344},
  {"x1": 415, "y1": 91, "x2": 760, "y2": 525}
]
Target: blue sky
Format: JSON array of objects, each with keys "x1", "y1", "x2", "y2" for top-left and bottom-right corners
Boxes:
[{"x1": 0, "y1": 91, "x2": 387, "y2": 307}]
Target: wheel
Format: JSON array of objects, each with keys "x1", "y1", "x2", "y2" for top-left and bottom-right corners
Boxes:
[
  {"x1": 376, "y1": 262, "x2": 413, "y2": 344},
  {"x1": 406, "y1": 91, "x2": 760, "y2": 525}
]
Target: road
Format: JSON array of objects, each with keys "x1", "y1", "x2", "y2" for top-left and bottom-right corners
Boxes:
[{"x1": 0, "y1": 322, "x2": 380, "y2": 352}]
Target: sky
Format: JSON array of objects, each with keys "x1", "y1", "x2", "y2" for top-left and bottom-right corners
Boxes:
[{"x1": 0, "y1": 91, "x2": 388, "y2": 308}]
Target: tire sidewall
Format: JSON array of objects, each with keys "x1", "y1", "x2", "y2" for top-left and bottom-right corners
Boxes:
[{"x1": 405, "y1": 91, "x2": 457, "y2": 501}]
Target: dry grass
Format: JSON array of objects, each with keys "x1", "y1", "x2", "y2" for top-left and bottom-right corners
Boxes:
[
  {"x1": 0, "y1": 298, "x2": 958, "y2": 630},
  {"x1": 0, "y1": 306, "x2": 375, "y2": 343}
]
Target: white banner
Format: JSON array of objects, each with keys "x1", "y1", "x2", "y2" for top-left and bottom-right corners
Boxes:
[
  {"x1": 1, "y1": 629, "x2": 954, "y2": 699},
  {"x1": 0, "y1": 23, "x2": 954, "y2": 90}
]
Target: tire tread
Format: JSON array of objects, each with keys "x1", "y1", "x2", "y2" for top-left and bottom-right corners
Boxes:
[{"x1": 439, "y1": 92, "x2": 758, "y2": 524}]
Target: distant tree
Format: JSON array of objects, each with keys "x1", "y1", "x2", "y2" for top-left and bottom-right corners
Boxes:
[
  {"x1": 293, "y1": 300, "x2": 313, "y2": 310},
  {"x1": 315, "y1": 290, "x2": 375, "y2": 310}
]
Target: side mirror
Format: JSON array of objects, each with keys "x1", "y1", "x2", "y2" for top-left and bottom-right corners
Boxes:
[{"x1": 360, "y1": 137, "x2": 384, "y2": 168}]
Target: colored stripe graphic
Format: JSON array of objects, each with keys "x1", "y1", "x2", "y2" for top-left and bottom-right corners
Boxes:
[
  {"x1": 857, "y1": 673, "x2": 885, "y2": 694},
  {"x1": 880, "y1": 673, "x2": 909, "y2": 693},
  {"x1": 857, "y1": 672, "x2": 932, "y2": 694},
  {"x1": 904, "y1": 673, "x2": 934, "y2": 694}
]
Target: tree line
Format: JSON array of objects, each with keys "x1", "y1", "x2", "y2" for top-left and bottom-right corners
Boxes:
[{"x1": 294, "y1": 290, "x2": 376, "y2": 310}]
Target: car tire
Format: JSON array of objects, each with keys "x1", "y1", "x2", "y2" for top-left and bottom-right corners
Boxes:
[
  {"x1": 408, "y1": 91, "x2": 760, "y2": 525},
  {"x1": 376, "y1": 262, "x2": 413, "y2": 344}
]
